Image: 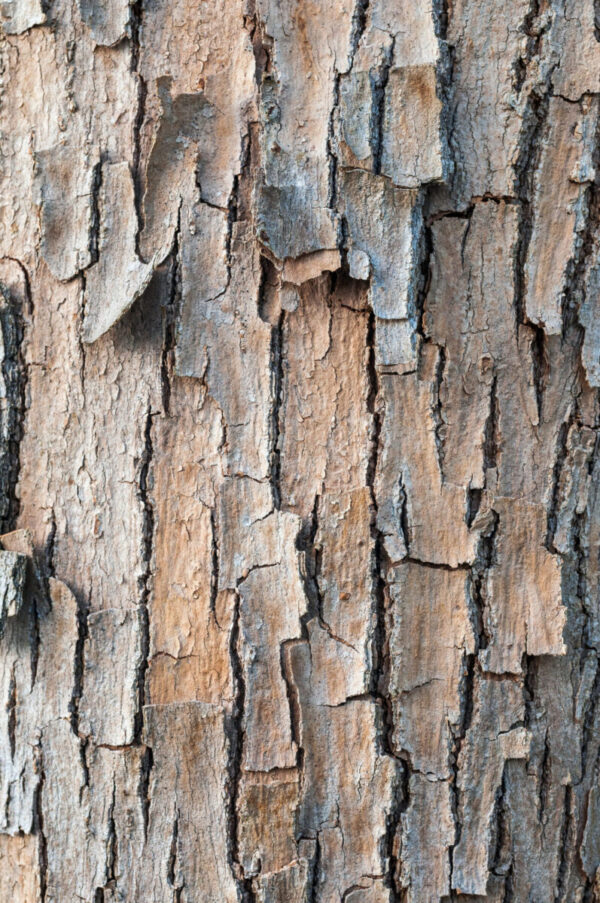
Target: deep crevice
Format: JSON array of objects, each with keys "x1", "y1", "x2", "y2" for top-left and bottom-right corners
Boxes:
[
  {"x1": 366, "y1": 311, "x2": 389, "y2": 707},
  {"x1": 327, "y1": 69, "x2": 341, "y2": 213},
  {"x1": 246, "y1": 0, "x2": 273, "y2": 85},
  {"x1": 0, "y1": 283, "x2": 27, "y2": 534},
  {"x1": 483, "y1": 375, "x2": 499, "y2": 478},
  {"x1": 555, "y1": 785, "x2": 573, "y2": 902},
  {"x1": 307, "y1": 833, "x2": 321, "y2": 903},
  {"x1": 106, "y1": 782, "x2": 118, "y2": 885},
  {"x1": 432, "y1": 0, "x2": 456, "y2": 186},
  {"x1": 225, "y1": 592, "x2": 255, "y2": 902},
  {"x1": 512, "y1": 0, "x2": 543, "y2": 96},
  {"x1": 383, "y1": 760, "x2": 409, "y2": 901},
  {"x1": 412, "y1": 212, "x2": 434, "y2": 359},
  {"x1": 139, "y1": 745, "x2": 153, "y2": 841},
  {"x1": 69, "y1": 587, "x2": 91, "y2": 739},
  {"x1": 134, "y1": 407, "x2": 154, "y2": 745},
  {"x1": 349, "y1": 0, "x2": 369, "y2": 65},
  {"x1": 161, "y1": 212, "x2": 181, "y2": 416},
  {"x1": 530, "y1": 324, "x2": 548, "y2": 425},
  {"x1": 88, "y1": 159, "x2": 103, "y2": 268},
  {"x1": 370, "y1": 38, "x2": 395, "y2": 175},
  {"x1": 580, "y1": 650, "x2": 600, "y2": 783},
  {"x1": 513, "y1": 51, "x2": 552, "y2": 331},
  {"x1": 538, "y1": 730, "x2": 552, "y2": 826},
  {"x1": 209, "y1": 507, "x2": 220, "y2": 617},
  {"x1": 130, "y1": 0, "x2": 146, "y2": 250},
  {"x1": 469, "y1": 508, "x2": 499, "y2": 654},
  {"x1": 268, "y1": 308, "x2": 285, "y2": 511},
  {"x1": 6, "y1": 665, "x2": 16, "y2": 760},
  {"x1": 296, "y1": 493, "x2": 323, "y2": 634},
  {"x1": 167, "y1": 813, "x2": 180, "y2": 892},
  {"x1": 489, "y1": 764, "x2": 514, "y2": 899},
  {"x1": 433, "y1": 344, "x2": 447, "y2": 475},
  {"x1": 545, "y1": 415, "x2": 576, "y2": 554},
  {"x1": 365, "y1": 309, "x2": 406, "y2": 899},
  {"x1": 448, "y1": 651, "x2": 476, "y2": 890},
  {"x1": 33, "y1": 742, "x2": 48, "y2": 903}
]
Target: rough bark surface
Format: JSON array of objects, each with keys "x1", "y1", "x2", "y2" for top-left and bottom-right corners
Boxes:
[{"x1": 1, "y1": 1, "x2": 600, "y2": 901}]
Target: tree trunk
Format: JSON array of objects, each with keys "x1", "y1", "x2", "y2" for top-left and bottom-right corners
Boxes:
[{"x1": 0, "y1": 0, "x2": 599, "y2": 900}]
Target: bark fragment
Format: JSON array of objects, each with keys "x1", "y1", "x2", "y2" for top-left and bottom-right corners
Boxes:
[
  {"x1": 78, "y1": 0, "x2": 130, "y2": 47},
  {"x1": 79, "y1": 608, "x2": 143, "y2": 747},
  {"x1": 140, "y1": 702, "x2": 238, "y2": 903},
  {"x1": 386, "y1": 562, "x2": 474, "y2": 772},
  {"x1": 82, "y1": 162, "x2": 163, "y2": 344},
  {"x1": 479, "y1": 496, "x2": 565, "y2": 674},
  {"x1": 452, "y1": 675, "x2": 530, "y2": 896},
  {"x1": 0, "y1": 550, "x2": 26, "y2": 636},
  {"x1": 0, "y1": 0, "x2": 44, "y2": 34},
  {"x1": 524, "y1": 97, "x2": 598, "y2": 335},
  {"x1": 33, "y1": 147, "x2": 98, "y2": 283}
]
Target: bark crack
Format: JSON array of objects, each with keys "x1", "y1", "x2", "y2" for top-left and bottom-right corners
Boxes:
[
  {"x1": 225, "y1": 591, "x2": 255, "y2": 901},
  {"x1": 0, "y1": 275, "x2": 27, "y2": 533},
  {"x1": 134, "y1": 407, "x2": 154, "y2": 744},
  {"x1": 161, "y1": 211, "x2": 181, "y2": 416},
  {"x1": 369, "y1": 38, "x2": 395, "y2": 176}
]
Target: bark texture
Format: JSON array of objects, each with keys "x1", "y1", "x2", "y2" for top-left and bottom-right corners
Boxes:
[{"x1": 1, "y1": 1, "x2": 600, "y2": 901}]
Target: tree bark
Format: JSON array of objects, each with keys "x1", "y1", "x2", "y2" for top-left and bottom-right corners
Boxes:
[{"x1": 0, "y1": 0, "x2": 599, "y2": 901}]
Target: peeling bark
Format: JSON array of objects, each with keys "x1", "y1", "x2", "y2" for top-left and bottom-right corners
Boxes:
[{"x1": 1, "y1": 0, "x2": 600, "y2": 901}]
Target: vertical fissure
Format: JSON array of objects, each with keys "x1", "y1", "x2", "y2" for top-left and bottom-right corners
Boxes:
[
  {"x1": 106, "y1": 782, "x2": 118, "y2": 886},
  {"x1": 70, "y1": 587, "x2": 91, "y2": 741},
  {"x1": 209, "y1": 507, "x2": 220, "y2": 617},
  {"x1": 130, "y1": 0, "x2": 146, "y2": 251},
  {"x1": 469, "y1": 509, "x2": 498, "y2": 653},
  {"x1": 246, "y1": 0, "x2": 273, "y2": 85},
  {"x1": 139, "y1": 745, "x2": 154, "y2": 842},
  {"x1": 432, "y1": 0, "x2": 456, "y2": 185},
  {"x1": 297, "y1": 493, "x2": 324, "y2": 634},
  {"x1": 161, "y1": 212, "x2": 181, "y2": 416},
  {"x1": 365, "y1": 310, "x2": 406, "y2": 898},
  {"x1": 6, "y1": 665, "x2": 16, "y2": 760},
  {"x1": 308, "y1": 832, "x2": 321, "y2": 903},
  {"x1": 134, "y1": 407, "x2": 154, "y2": 744},
  {"x1": 327, "y1": 69, "x2": 341, "y2": 213},
  {"x1": 369, "y1": 38, "x2": 395, "y2": 175},
  {"x1": 537, "y1": 730, "x2": 552, "y2": 826},
  {"x1": 433, "y1": 344, "x2": 447, "y2": 476},
  {"x1": 448, "y1": 653, "x2": 476, "y2": 891},
  {"x1": 33, "y1": 742, "x2": 48, "y2": 903},
  {"x1": 555, "y1": 785, "x2": 573, "y2": 902},
  {"x1": 349, "y1": 0, "x2": 369, "y2": 65},
  {"x1": 0, "y1": 284, "x2": 26, "y2": 534},
  {"x1": 268, "y1": 308, "x2": 285, "y2": 511},
  {"x1": 88, "y1": 159, "x2": 103, "y2": 268},
  {"x1": 530, "y1": 324, "x2": 548, "y2": 425},
  {"x1": 166, "y1": 813, "x2": 180, "y2": 893},
  {"x1": 225, "y1": 591, "x2": 254, "y2": 901},
  {"x1": 483, "y1": 374, "x2": 499, "y2": 479},
  {"x1": 489, "y1": 765, "x2": 514, "y2": 900},
  {"x1": 513, "y1": 46, "x2": 551, "y2": 330},
  {"x1": 545, "y1": 415, "x2": 575, "y2": 553},
  {"x1": 365, "y1": 311, "x2": 387, "y2": 704}
]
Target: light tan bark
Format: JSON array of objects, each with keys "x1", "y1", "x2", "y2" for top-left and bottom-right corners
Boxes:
[{"x1": 1, "y1": 1, "x2": 600, "y2": 901}]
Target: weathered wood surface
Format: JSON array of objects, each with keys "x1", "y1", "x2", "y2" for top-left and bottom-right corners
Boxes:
[{"x1": 1, "y1": 1, "x2": 600, "y2": 901}]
